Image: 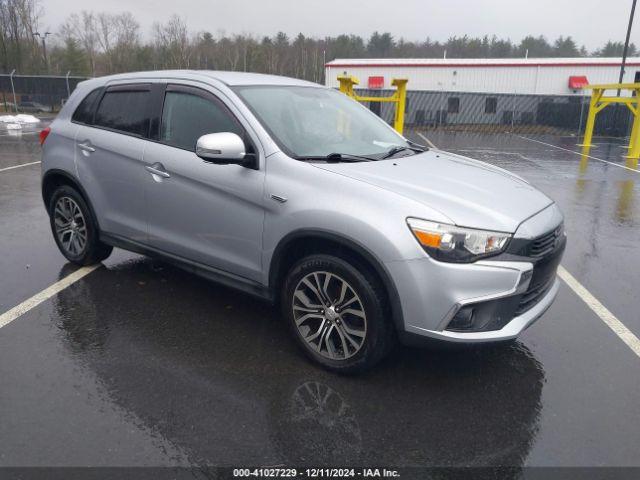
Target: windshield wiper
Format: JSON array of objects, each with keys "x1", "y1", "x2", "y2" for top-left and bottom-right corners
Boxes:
[
  {"x1": 381, "y1": 144, "x2": 427, "y2": 159},
  {"x1": 407, "y1": 139, "x2": 428, "y2": 150},
  {"x1": 326, "y1": 152, "x2": 377, "y2": 162},
  {"x1": 300, "y1": 152, "x2": 376, "y2": 163}
]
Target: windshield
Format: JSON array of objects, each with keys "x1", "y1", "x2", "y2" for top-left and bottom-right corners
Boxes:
[{"x1": 234, "y1": 85, "x2": 410, "y2": 159}]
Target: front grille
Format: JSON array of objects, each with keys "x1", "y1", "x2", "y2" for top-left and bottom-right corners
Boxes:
[
  {"x1": 514, "y1": 231, "x2": 565, "y2": 315},
  {"x1": 529, "y1": 224, "x2": 563, "y2": 257}
]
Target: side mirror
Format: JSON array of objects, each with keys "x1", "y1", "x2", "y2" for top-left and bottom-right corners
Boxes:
[{"x1": 196, "y1": 132, "x2": 250, "y2": 166}]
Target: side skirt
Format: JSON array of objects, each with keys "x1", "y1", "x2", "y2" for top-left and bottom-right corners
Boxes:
[{"x1": 100, "y1": 232, "x2": 274, "y2": 302}]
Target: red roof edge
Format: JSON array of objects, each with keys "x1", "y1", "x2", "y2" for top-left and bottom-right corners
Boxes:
[{"x1": 325, "y1": 62, "x2": 640, "y2": 68}]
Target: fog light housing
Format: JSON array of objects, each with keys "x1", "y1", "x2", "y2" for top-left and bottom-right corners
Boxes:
[{"x1": 447, "y1": 306, "x2": 476, "y2": 331}]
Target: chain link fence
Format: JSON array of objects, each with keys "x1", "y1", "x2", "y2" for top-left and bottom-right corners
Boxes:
[
  {"x1": 0, "y1": 71, "x2": 632, "y2": 139},
  {"x1": 354, "y1": 88, "x2": 632, "y2": 138},
  {"x1": 0, "y1": 73, "x2": 89, "y2": 114}
]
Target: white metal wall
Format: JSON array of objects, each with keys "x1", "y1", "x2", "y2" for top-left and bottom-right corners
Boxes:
[{"x1": 325, "y1": 64, "x2": 640, "y2": 96}]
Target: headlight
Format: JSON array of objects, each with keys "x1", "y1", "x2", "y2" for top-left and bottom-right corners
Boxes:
[{"x1": 407, "y1": 218, "x2": 511, "y2": 263}]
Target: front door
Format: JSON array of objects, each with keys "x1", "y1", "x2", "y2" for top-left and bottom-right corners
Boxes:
[{"x1": 144, "y1": 84, "x2": 266, "y2": 282}]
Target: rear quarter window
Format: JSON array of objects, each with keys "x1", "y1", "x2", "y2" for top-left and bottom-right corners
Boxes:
[
  {"x1": 71, "y1": 88, "x2": 102, "y2": 124},
  {"x1": 94, "y1": 89, "x2": 151, "y2": 137}
]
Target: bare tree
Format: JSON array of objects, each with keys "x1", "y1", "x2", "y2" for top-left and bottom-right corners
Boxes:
[
  {"x1": 153, "y1": 14, "x2": 192, "y2": 68},
  {"x1": 0, "y1": 0, "x2": 42, "y2": 72},
  {"x1": 112, "y1": 13, "x2": 140, "y2": 72},
  {"x1": 91, "y1": 12, "x2": 139, "y2": 73},
  {"x1": 95, "y1": 12, "x2": 114, "y2": 71}
]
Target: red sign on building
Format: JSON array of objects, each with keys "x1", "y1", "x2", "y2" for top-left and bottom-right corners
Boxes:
[
  {"x1": 568, "y1": 75, "x2": 589, "y2": 89},
  {"x1": 368, "y1": 76, "x2": 384, "y2": 89}
]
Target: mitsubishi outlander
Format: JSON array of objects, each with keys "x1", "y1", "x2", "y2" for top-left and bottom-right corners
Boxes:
[{"x1": 40, "y1": 71, "x2": 566, "y2": 372}]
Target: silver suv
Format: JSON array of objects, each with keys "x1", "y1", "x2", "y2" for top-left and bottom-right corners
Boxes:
[{"x1": 40, "y1": 71, "x2": 566, "y2": 372}]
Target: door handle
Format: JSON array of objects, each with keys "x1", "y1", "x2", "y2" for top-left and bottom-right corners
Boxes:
[
  {"x1": 77, "y1": 142, "x2": 95, "y2": 153},
  {"x1": 145, "y1": 164, "x2": 171, "y2": 178}
]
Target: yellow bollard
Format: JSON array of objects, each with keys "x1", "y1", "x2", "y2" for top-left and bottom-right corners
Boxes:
[
  {"x1": 337, "y1": 75, "x2": 358, "y2": 97},
  {"x1": 391, "y1": 78, "x2": 408, "y2": 135},
  {"x1": 336, "y1": 75, "x2": 409, "y2": 134},
  {"x1": 626, "y1": 91, "x2": 640, "y2": 166},
  {"x1": 580, "y1": 89, "x2": 600, "y2": 157},
  {"x1": 581, "y1": 83, "x2": 640, "y2": 167}
]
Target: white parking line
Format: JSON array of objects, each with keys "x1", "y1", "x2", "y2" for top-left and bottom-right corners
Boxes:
[
  {"x1": 0, "y1": 160, "x2": 41, "y2": 172},
  {"x1": 558, "y1": 265, "x2": 640, "y2": 358},
  {"x1": 0, "y1": 265, "x2": 101, "y2": 330},
  {"x1": 515, "y1": 135, "x2": 640, "y2": 173},
  {"x1": 416, "y1": 132, "x2": 438, "y2": 149}
]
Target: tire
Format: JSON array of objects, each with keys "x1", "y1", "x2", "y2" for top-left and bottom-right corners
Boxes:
[
  {"x1": 282, "y1": 254, "x2": 395, "y2": 373},
  {"x1": 48, "y1": 185, "x2": 113, "y2": 265}
]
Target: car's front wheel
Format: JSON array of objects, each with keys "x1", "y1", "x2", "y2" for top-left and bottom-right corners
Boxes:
[
  {"x1": 282, "y1": 254, "x2": 394, "y2": 373},
  {"x1": 48, "y1": 185, "x2": 113, "y2": 265}
]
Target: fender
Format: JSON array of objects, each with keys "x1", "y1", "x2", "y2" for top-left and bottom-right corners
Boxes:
[
  {"x1": 42, "y1": 169, "x2": 101, "y2": 231},
  {"x1": 268, "y1": 228, "x2": 405, "y2": 332}
]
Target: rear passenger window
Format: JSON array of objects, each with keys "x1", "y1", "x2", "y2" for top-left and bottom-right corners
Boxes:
[
  {"x1": 71, "y1": 88, "x2": 101, "y2": 124},
  {"x1": 160, "y1": 90, "x2": 242, "y2": 150},
  {"x1": 94, "y1": 89, "x2": 151, "y2": 137}
]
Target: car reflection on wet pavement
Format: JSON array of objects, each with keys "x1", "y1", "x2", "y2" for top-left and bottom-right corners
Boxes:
[{"x1": 51, "y1": 258, "x2": 543, "y2": 467}]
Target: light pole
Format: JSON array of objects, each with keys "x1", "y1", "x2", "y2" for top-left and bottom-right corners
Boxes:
[
  {"x1": 618, "y1": 0, "x2": 637, "y2": 94},
  {"x1": 33, "y1": 31, "x2": 52, "y2": 73}
]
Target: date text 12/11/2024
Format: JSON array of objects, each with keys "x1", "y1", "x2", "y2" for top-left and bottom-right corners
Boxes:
[{"x1": 232, "y1": 468, "x2": 401, "y2": 478}]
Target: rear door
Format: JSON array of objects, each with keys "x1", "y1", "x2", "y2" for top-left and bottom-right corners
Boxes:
[
  {"x1": 144, "y1": 83, "x2": 266, "y2": 282},
  {"x1": 75, "y1": 83, "x2": 157, "y2": 243}
]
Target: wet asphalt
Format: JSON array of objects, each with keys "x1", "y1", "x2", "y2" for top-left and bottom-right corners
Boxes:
[{"x1": 0, "y1": 123, "x2": 639, "y2": 468}]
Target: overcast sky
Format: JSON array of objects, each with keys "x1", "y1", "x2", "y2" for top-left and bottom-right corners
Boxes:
[{"x1": 42, "y1": 0, "x2": 639, "y2": 52}]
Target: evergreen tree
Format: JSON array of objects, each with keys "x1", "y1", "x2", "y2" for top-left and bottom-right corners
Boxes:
[
  {"x1": 553, "y1": 36, "x2": 580, "y2": 56},
  {"x1": 52, "y1": 38, "x2": 90, "y2": 75}
]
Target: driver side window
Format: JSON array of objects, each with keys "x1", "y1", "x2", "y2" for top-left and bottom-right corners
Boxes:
[{"x1": 160, "y1": 88, "x2": 243, "y2": 151}]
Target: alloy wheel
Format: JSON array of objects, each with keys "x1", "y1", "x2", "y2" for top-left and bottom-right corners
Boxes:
[
  {"x1": 54, "y1": 196, "x2": 88, "y2": 257},
  {"x1": 292, "y1": 271, "x2": 367, "y2": 360}
]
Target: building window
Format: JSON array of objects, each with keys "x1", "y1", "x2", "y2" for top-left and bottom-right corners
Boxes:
[
  {"x1": 447, "y1": 97, "x2": 460, "y2": 114},
  {"x1": 485, "y1": 97, "x2": 497, "y2": 114}
]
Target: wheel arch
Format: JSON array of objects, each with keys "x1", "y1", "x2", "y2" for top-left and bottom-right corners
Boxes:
[
  {"x1": 268, "y1": 229, "x2": 405, "y2": 332},
  {"x1": 42, "y1": 169, "x2": 100, "y2": 229}
]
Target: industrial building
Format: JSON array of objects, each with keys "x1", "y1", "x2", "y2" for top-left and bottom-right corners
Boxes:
[{"x1": 325, "y1": 57, "x2": 640, "y2": 134}]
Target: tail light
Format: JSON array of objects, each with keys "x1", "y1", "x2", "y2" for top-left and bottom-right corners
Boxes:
[{"x1": 39, "y1": 127, "x2": 51, "y2": 146}]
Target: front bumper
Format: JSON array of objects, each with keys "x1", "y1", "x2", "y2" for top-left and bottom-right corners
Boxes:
[
  {"x1": 414, "y1": 278, "x2": 559, "y2": 342},
  {"x1": 386, "y1": 204, "x2": 565, "y2": 343}
]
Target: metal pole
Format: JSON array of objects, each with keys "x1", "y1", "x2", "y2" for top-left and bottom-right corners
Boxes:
[
  {"x1": 41, "y1": 36, "x2": 48, "y2": 72},
  {"x1": 578, "y1": 93, "x2": 586, "y2": 134},
  {"x1": 34, "y1": 32, "x2": 51, "y2": 74},
  {"x1": 65, "y1": 71, "x2": 71, "y2": 98},
  {"x1": 618, "y1": 0, "x2": 637, "y2": 96},
  {"x1": 9, "y1": 69, "x2": 17, "y2": 112}
]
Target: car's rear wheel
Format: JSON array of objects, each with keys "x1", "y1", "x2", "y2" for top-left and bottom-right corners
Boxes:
[
  {"x1": 49, "y1": 185, "x2": 113, "y2": 265},
  {"x1": 282, "y1": 254, "x2": 394, "y2": 373}
]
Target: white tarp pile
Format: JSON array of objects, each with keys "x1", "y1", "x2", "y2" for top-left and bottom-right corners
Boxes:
[{"x1": 0, "y1": 114, "x2": 41, "y2": 130}]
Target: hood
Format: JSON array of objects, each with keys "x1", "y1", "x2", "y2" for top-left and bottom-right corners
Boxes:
[{"x1": 312, "y1": 149, "x2": 553, "y2": 232}]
